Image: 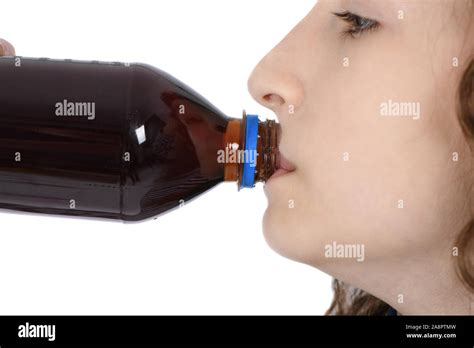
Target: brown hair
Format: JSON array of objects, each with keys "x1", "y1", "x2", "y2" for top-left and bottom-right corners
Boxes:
[{"x1": 326, "y1": 57, "x2": 474, "y2": 316}]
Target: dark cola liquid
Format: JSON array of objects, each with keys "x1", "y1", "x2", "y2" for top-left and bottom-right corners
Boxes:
[{"x1": 0, "y1": 57, "x2": 229, "y2": 221}]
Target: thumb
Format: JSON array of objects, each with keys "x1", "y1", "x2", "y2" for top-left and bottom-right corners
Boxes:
[{"x1": 0, "y1": 39, "x2": 15, "y2": 56}]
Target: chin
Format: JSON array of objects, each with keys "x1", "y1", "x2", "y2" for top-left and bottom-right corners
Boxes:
[
  {"x1": 262, "y1": 205, "x2": 285, "y2": 255},
  {"x1": 262, "y1": 203, "x2": 320, "y2": 266}
]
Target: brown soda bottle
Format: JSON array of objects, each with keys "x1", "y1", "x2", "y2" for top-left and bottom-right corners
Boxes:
[{"x1": 0, "y1": 57, "x2": 280, "y2": 222}]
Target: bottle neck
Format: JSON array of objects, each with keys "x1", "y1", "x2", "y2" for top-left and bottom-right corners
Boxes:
[
  {"x1": 257, "y1": 118, "x2": 279, "y2": 184},
  {"x1": 223, "y1": 112, "x2": 280, "y2": 189}
]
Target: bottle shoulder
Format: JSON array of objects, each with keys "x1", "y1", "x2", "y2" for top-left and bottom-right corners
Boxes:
[{"x1": 120, "y1": 63, "x2": 227, "y2": 221}]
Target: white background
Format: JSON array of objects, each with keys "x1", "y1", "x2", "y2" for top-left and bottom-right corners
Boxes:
[{"x1": 0, "y1": 0, "x2": 332, "y2": 314}]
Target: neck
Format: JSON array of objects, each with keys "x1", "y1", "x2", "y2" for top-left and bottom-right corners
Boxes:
[
  {"x1": 368, "y1": 254, "x2": 472, "y2": 315},
  {"x1": 324, "y1": 243, "x2": 473, "y2": 315}
]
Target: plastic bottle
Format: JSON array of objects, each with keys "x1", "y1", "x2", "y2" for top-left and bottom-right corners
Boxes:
[{"x1": 0, "y1": 57, "x2": 280, "y2": 221}]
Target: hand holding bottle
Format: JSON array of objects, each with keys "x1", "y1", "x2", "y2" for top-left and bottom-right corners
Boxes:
[{"x1": 0, "y1": 39, "x2": 15, "y2": 56}]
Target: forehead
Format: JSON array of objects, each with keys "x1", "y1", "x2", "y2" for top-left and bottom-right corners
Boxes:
[{"x1": 339, "y1": 0, "x2": 403, "y2": 9}]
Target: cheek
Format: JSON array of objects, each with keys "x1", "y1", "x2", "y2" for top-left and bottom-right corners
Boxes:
[
  {"x1": 263, "y1": 138, "x2": 454, "y2": 267},
  {"x1": 265, "y1": 89, "x2": 462, "y2": 266}
]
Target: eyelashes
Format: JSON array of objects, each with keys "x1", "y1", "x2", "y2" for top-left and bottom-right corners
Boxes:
[{"x1": 333, "y1": 11, "x2": 380, "y2": 39}]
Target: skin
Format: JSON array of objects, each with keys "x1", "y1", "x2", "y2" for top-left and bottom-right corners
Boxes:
[
  {"x1": 1, "y1": 1, "x2": 473, "y2": 315},
  {"x1": 248, "y1": 0, "x2": 474, "y2": 314},
  {"x1": 0, "y1": 39, "x2": 15, "y2": 56}
]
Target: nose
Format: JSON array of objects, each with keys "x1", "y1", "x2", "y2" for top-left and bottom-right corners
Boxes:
[{"x1": 247, "y1": 43, "x2": 305, "y2": 120}]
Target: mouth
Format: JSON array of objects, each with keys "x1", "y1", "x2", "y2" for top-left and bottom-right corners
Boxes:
[{"x1": 267, "y1": 150, "x2": 296, "y2": 182}]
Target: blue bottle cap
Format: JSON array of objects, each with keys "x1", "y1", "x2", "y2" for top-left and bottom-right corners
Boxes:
[{"x1": 240, "y1": 114, "x2": 259, "y2": 189}]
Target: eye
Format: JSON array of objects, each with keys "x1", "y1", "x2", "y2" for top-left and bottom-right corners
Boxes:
[{"x1": 333, "y1": 11, "x2": 380, "y2": 39}]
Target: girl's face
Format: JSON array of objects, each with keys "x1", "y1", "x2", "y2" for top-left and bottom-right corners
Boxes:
[{"x1": 248, "y1": 0, "x2": 474, "y2": 281}]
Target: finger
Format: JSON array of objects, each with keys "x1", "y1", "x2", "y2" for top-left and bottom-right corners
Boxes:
[{"x1": 0, "y1": 39, "x2": 16, "y2": 56}]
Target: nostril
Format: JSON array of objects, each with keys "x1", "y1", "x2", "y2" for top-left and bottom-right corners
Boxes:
[{"x1": 262, "y1": 93, "x2": 285, "y2": 107}]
